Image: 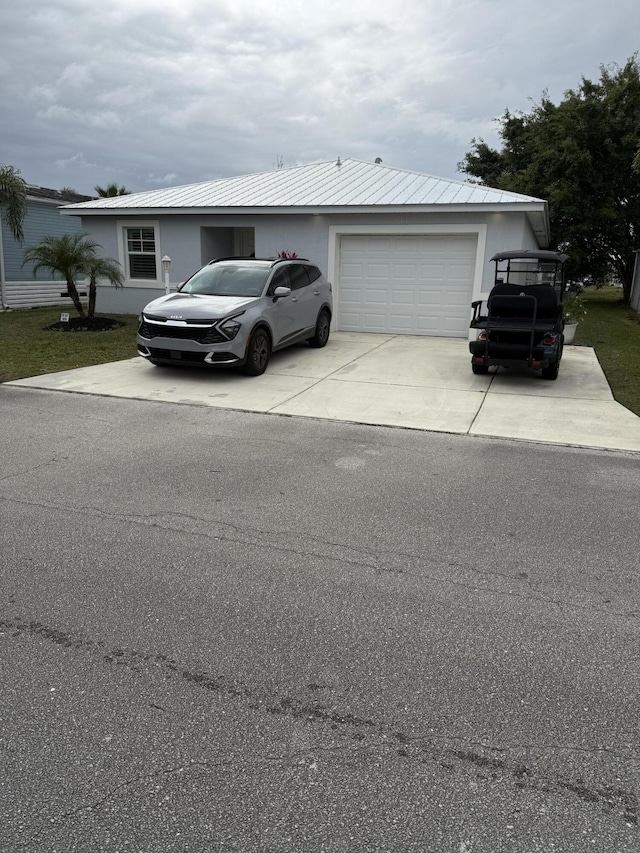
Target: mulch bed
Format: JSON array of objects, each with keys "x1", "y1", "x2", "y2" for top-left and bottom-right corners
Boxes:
[{"x1": 45, "y1": 317, "x2": 126, "y2": 332}]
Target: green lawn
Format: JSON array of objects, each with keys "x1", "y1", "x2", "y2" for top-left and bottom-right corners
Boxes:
[
  {"x1": 2, "y1": 295, "x2": 640, "y2": 417},
  {"x1": 573, "y1": 287, "x2": 640, "y2": 416},
  {"x1": 0, "y1": 308, "x2": 137, "y2": 383}
]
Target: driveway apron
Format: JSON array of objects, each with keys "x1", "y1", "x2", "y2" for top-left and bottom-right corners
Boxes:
[{"x1": 7, "y1": 333, "x2": 640, "y2": 453}]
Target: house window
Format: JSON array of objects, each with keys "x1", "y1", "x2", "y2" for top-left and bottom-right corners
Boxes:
[{"x1": 126, "y1": 226, "x2": 157, "y2": 279}]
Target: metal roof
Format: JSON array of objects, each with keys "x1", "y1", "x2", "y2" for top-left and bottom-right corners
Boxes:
[
  {"x1": 27, "y1": 185, "x2": 93, "y2": 204},
  {"x1": 63, "y1": 158, "x2": 545, "y2": 212}
]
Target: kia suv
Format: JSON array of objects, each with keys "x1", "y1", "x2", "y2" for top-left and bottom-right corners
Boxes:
[{"x1": 137, "y1": 257, "x2": 333, "y2": 375}]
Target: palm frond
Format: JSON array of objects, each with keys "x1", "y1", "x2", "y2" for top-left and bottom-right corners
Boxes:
[{"x1": 0, "y1": 165, "x2": 27, "y2": 242}]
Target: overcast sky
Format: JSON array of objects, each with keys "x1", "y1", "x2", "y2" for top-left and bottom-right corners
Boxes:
[{"x1": 1, "y1": 0, "x2": 638, "y2": 196}]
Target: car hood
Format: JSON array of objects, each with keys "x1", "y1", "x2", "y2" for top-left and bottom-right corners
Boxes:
[{"x1": 142, "y1": 292, "x2": 259, "y2": 320}]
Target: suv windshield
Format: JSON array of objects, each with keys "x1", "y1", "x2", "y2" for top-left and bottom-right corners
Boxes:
[{"x1": 181, "y1": 264, "x2": 270, "y2": 297}]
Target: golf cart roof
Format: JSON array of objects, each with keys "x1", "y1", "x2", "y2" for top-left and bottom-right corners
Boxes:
[{"x1": 491, "y1": 250, "x2": 570, "y2": 264}]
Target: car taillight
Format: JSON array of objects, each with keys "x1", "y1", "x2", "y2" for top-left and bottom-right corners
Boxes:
[
  {"x1": 541, "y1": 334, "x2": 556, "y2": 345},
  {"x1": 477, "y1": 332, "x2": 487, "y2": 341}
]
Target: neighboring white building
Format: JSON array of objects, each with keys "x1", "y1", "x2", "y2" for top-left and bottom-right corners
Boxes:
[{"x1": 62, "y1": 158, "x2": 550, "y2": 337}]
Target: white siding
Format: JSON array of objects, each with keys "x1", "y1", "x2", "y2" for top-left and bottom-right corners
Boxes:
[{"x1": 4, "y1": 281, "x2": 88, "y2": 309}]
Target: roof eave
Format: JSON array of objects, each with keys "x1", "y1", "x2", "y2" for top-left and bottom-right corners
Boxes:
[{"x1": 62, "y1": 201, "x2": 548, "y2": 217}]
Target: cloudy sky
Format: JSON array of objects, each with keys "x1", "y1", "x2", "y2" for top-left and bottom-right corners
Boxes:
[{"x1": 1, "y1": 0, "x2": 638, "y2": 196}]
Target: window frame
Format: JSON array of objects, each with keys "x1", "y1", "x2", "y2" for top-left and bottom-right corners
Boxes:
[
  {"x1": 306, "y1": 265, "x2": 321, "y2": 284},
  {"x1": 287, "y1": 264, "x2": 312, "y2": 291},
  {"x1": 117, "y1": 220, "x2": 161, "y2": 285},
  {"x1": 267, "y1": 267, "x2": 291, "y2": 295}
]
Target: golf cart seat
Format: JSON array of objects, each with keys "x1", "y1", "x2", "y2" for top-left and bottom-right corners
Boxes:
[{"x1": 487, "y1": 283, "x2": 561, "y2": 323}]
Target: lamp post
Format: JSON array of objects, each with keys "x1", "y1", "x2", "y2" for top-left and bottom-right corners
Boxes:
[{"x1": 162, "y1": 255, "x2": 171, "y2": 295}]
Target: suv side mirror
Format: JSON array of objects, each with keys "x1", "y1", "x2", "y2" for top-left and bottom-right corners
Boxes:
[{"x1": 272, "y1": 286, "x2": 291, "y2": 299}]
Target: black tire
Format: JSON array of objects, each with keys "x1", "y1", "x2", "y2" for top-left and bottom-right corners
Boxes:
[
  {"x1": 308, "y1": 309, "x2": 331, "y2": 348},
  {"x1": 243, "y1": 328, "x2": 271, "y2": 376},
  {"x1": 541, "y1": 359, "x2": 559, "y2": 380},
  {"x1": 472, "y1": 363, "x2": 489, "y2": 375}
]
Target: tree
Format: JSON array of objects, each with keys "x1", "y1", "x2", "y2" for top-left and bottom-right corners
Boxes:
[
  {"x1": 84, "y1": 255, "x2": 124, "y2": 318},
  {"x1": 0, "y1": 164, "x2": 27, "y2": 242},
  {"x1": 23, "y1": 233, "x2": 123, "y2": 319},
  {"x1": 94, "y1": 182, "x2": 130, "y2": 197},
  {"x1": 459, "y1": 57, "x2": 640, "y2": 302}
]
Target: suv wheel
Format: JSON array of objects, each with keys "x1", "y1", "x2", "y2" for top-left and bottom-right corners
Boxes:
[
  {"x1": 308, "y1": 309, "x2": 331, "y2": 348},
  {"x1": 243, "y1": 328, "x2": 271, "y2": 376}
]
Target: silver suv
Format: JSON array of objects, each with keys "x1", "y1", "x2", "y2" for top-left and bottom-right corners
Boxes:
[{"x1": 137, "y1": 257, "x2": 333, "y2": 375}]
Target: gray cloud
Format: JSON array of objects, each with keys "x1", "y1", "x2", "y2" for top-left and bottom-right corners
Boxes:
[{"x1": 1, "y1": 0, "x2": 637, "y2": 194}]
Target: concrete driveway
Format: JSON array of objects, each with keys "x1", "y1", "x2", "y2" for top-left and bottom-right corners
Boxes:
[{"x1": 8, "y1": 332, "x2": 640, "y2": 452}]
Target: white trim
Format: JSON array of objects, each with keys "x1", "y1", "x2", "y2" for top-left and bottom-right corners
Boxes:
[
  {"x1": 327, "y1": 223, "x2": 488, "y2": 330},
  {"x1": 66, "y1": 203, "x2": 544, "y2": 217},
  {"x1": 116, "y1": 219, "x2": 162, "y2": 287}
]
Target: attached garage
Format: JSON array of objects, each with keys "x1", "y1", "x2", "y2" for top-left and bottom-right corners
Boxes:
[
  {"x1": 337, "y1": 233, "x2": 477, "y2": 337},
  {"x1": 62, "y1": 158, "x2": 551, "y2": 327}
]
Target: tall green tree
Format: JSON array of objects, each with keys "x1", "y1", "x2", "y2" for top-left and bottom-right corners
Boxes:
[
  {"x1": 0, "y1": 164, "x2": 27, "y2": 242},
  {"x1": 459, "y1": 57, "x2": 640, "y2": 302},
  {"x1": 94, "y1": 182, "x2": 130, "y2": 197},
  {"x1": 23, "y1": 233, "x2": 123, "y2": 319}
]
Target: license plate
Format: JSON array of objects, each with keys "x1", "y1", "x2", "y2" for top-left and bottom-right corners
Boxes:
[{"x1": 170, "y1": 351, "x2": 182, "y2": 360}]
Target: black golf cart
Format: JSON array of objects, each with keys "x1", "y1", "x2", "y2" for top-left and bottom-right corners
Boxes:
[{"x1": 469, "y1": 250, "x2": 570, "y2": 380}]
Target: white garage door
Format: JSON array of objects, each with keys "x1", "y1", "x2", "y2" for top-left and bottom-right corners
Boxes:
[{"x1": 338, "y1": 234, "x2": 477, "y2": 337}]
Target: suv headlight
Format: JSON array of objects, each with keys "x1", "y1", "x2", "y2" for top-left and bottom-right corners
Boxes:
[{"x1": 220, "y1": 314, "x2": 243, "y2": 340}]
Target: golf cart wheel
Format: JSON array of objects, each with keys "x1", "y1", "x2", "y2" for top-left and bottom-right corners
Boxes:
[
  {"x1": 541, "y1": 360, "x2": 559, "y2": 380},
  {"x1": 308, "y1": 309, "x2": 331, "y2": 348},
  {"x1": 243, "y1": 328, "x2": 271, "y2": 376},
  {"x1": 472, "y1": 363, "x2": 489, "y2": 375}
]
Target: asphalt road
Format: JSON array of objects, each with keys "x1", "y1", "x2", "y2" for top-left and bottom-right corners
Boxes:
[{"x1": 1, "y1": 386, "x2": 639, "y2": 853}]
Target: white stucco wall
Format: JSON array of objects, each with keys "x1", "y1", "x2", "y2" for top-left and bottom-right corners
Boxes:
[{"x1": 71, "y1": 209, "x2": 541, "y2": 316}]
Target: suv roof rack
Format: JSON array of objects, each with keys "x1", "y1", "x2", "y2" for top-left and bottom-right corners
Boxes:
[{"x1": 207, "y1": 256, "x2": 310, "y2": 265}]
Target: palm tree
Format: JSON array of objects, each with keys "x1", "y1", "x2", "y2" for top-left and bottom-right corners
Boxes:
[
  {"x1": 84, "y1": 255, "x2": 124, "y2": 319},
  {"x1": 23, "y1": 234, "x2": 103, "y2": 318},
  {"x1": 0, "y1": 164, "x2": 27, "y2": 242},
  {"x1": 94, "y1": 182, "x2": 130, "y2": 197}
]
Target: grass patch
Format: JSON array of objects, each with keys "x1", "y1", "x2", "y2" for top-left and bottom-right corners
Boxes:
[
  {"x1": 573, "y1": 287, "x2": 640, "y2": 416},
  {"x1": 0, "y1": 308, "x2": 137, "y2": 383}
]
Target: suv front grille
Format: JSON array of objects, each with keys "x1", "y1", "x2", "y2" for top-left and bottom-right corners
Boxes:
[{"x1": 139, "y1": 320, "x2": 225, "y2": 344}]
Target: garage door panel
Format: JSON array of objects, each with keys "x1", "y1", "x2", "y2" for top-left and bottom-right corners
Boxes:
[
  {"x1": 362, "y1": 314, "x2": 388, "y2": 332},
  {"x1": 446, "y1": 292, "x2": 472, "y2": 308},
  {"x1": 416, "y1": 292, "x2": 444, "y2": 308},
  {"x1": 338, "y1": 234, "x2": 476, "y2": 337},
  {"x1": 391, "y1": 291, "x2": 415, "y2": 306},
  {"x1": 365, "y1": 290, "x2": 389, "y2": 305}
]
